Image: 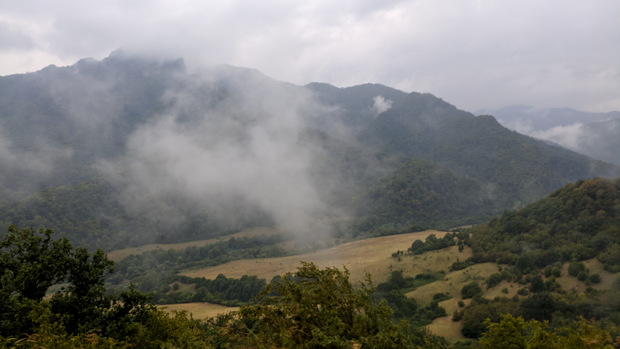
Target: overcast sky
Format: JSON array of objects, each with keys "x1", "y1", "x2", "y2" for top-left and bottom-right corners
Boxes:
[{"x1": 1, "y1": 0, "x2": 618, "y2": 112}]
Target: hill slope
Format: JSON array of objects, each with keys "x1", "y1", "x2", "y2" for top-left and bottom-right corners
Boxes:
[{"x1": 464, "y1": 177, "x2": 620, "y2": 272}]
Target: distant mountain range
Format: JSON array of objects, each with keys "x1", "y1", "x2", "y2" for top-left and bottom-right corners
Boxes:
[
  {"x1": 0, "y1": 51, "x2": 618, "y2": 249},
  {"x1": 478, "y1": 106, "x2": 620, "y2": 166}
]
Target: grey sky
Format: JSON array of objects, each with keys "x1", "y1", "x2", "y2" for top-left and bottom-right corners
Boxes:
[{"x1": 1, "y1": 0, "x2": 618, "y2": 112}]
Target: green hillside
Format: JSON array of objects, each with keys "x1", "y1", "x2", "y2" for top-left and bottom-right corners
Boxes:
[
  {"x1": 396, "y1": 177, "x2": 620, "y2": 341},
  {"x1": 464, "y1": 177, "x2": 620, "y2": 272},
  {"x1": 354, "y1": 158, "x2": 491, "y2": 234},
  {"x1": 2, "y1": 177, "x2": 618, "y2": 346},
  {"x1": 359, "y1": 92, "x2": 618, "y2": 208}
]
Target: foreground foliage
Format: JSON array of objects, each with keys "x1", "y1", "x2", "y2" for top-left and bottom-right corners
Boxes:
[
  {"x1": 1, "y1": 228, "x2": 446, "y2": 347},
  {"x1": 217, "y1": 261, "x2": 446, "y2": 348},
  {"x1": 0, "y1": 225, "x2": 204, "y2": 346}
]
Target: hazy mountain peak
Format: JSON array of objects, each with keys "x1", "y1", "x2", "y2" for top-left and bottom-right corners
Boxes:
[{"x1": 481, "y1": 105, "x2": 620, "y2": 165}]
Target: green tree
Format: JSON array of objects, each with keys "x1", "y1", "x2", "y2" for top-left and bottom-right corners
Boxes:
[
  {"x1": 461, "y1": 281, "x2": 482, "y2": 299},
  {"x1": 0, "y1": 226, "x2": 72, "y2": 335},
  {"x1": 569, "y1": 261, "x2": 586, "y2": 277},
  {"x1": 529, "y1": 274, "x2": 545, "y2": 293},
  {"x1": 224, "y1": 262, "x2": 420, "y2": 348},
  {"x1": 478, "y1": 314, "x2": 526, "y2": 349},
  {"x1": 521, "y1": 292, "x2": 556, "y2": 321},
  {"x1": 0, "y1": 225, "x2": 163, "y2": 343},
  {"x1": 410, "y1": 239, "x2": 425, "y2": 254},
  {"x1": 50, "y1": 248, "x2": 115, "y2": 333}
]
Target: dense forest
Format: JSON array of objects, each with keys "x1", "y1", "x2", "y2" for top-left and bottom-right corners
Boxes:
[{"x1": 464, "y1": 177, "x2": 620, "y2": 272}]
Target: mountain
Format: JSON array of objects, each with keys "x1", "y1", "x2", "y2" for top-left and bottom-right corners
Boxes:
[
  {"x1": 332, "y1": 90, "x2": 617, "y2": 208},
  {"x1": 479, "y1": 106, "x2": 620, "y2": 166},
  {"x1": 305, "y1": 82, "x2": 409, "y2": 133},
  {"x1": 0, "y1": 52, "x2": 618, "y2": 249},
  {"x1": 0, "y1": 52, "x2": 183, "y2": 200}
]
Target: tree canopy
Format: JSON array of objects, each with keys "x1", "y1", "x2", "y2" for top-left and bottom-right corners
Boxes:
[
  {"x1": 219, "y1": 261, "x2": 443, "y2": 348},
  {"x1": 0, "y1": 225, "x2": 204, "y2": 346}
]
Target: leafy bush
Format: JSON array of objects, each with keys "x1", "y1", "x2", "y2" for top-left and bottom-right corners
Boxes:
[
  {"x1": 568, "y1": 261, "x2": 586, "y2": 277},
  {"x1": 461, "y1": 282, "x2": 482, "y2": 299}
]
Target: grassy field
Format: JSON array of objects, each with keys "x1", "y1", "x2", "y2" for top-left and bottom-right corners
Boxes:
[
  {"x1": 107, "y1": 227, "x2": 280, "y2": 261},
  {"x1": 415, "y1": 258, "x2": 619, "y2": 342},
  {"x1": 407, "y1": 262, "x2": 500, "y2": 342},
  {"x1": 181, "y1": 230, "x2": 450, "y2": 285}
]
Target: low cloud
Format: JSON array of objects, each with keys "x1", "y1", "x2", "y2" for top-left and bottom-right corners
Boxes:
[
  {"x1": 0, "y1": 127, "x2": 72, "y2": 199},
  {"x1": 371, "y1": 95, "x2": 393, "y2": 116},
  {"x1": 530, "y1": 123, "x2": 585, "y2": 150},
  {"x1": 98, "y1": 68, "x2": 337, "y2": 240}
]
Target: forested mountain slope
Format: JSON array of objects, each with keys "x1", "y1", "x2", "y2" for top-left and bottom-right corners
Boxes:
[
  {"x1": 354, "y1": 158, "x2": 491, "y2": 234},
  {"x1": 0, "y1": 54, "x2": 181, "y2": 200},
  {"x1": 464, "y1": 177, "x2": 620, "y2": 272},
  {"x1": 358, "y1": 93, "x2": 617, "y2": 207},
  {"x1": 0, "y1": 52, "x2": 618, "y2": 249}
]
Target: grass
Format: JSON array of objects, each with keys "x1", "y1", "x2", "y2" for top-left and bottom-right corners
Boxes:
[
  {"x1": 406, "y1": 262, "x2": 498, "y2": 304},
  {"x1": 170, "y1": 281, "x2": 196, "y2": 293},
  {"x1": 165, "y1": 230, "x2": 458, "y2": 322},
  {"x1": 419, "y1": 258, "x2": 620, "y2": 342},
  {"x1": 180, "y1": 230, "x2": 449, "y2": 285},
  {"x1": 406, "y1": 262, "x2": 502, "y2": 342},
  {"x1": 427, "y1": 308, "x2": 464, "y2": 342}
]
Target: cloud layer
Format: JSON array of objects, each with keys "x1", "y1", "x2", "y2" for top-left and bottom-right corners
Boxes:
[
  {"x1": 94, "y1": 66, "x2": 338, "y2": 239},
  {"x1": 1, "y1": 0, "x2": 618, "y2": 112}
]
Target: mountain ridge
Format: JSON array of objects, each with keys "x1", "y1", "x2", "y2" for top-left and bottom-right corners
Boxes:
[
  {"x1": 479, "y1": 105, "x2": 620, "y2": 166},
  {"x1": 0, "y1": 52, "x2": 618, "y2": 249}
]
